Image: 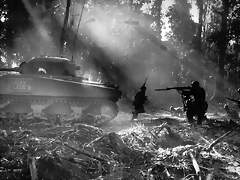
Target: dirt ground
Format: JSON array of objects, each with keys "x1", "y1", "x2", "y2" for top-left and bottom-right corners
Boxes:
[{"x1": 0, "y1": 109, "x2": 240, "y2": 180}]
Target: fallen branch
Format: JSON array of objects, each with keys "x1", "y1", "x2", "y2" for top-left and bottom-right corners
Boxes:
[
  {"x1": 63, "y1": 143, "x2": 107, "y2": 163},
  {"x1": 189, "y1": 152, "x2": 200, "y2": 178},
  {"x1": 183, "y1": 174, "x2": 198, "y2": 180},
  {"x1": 131, "y1": 132, "x2": 145, "y2": 147},
  {"x1": 154, "y1": 122, "x2": 168, "y2": 134},
  {"x1": 200, "y1": 136, "x2": 219, "y2": 155},
  {"x1": 148, "y1": 130, "x2": 159, "y2": 140},
  {"x1": 60, "y1": 156, "x2": 87, "y2": 167},
  {"x1": 28, "y1": 156, "x2": 38, "y2": 180},
  {"x1": 206, "y1": 131, "x2": 233, "y2": 152}
]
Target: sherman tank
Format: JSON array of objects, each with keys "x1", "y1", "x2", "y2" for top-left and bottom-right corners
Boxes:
[{"x1": 0, "y1": 56, "x2": 121, "y2": 125}]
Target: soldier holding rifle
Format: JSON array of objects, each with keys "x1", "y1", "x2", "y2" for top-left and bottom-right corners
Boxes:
[
  {"x1": 155, "y1": 81, "x2": 208, "y2": 125},
  {"x1": 132, "y1": 80, "x2": 148, "y2": 121}
]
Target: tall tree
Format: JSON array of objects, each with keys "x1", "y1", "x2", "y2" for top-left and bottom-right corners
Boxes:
[
  {"x1": 59, "y1": 0, "x2": 71, "y2": 55},
  {"x1": 3, "y1": 0, "x2": 31, "y2": 49},
  {"x1": 0, "y1": 0, "x2": 7, "y2": 60},
  {"x1": 204, "y1": 0, "x2": 240, "y2": 96},
  {"x1": 166, "y1": 0, "x2": 196, "y2": 48},
  {"x1": 195, "y1": 0, "x2": 204, "y2": 51},
  {"x1": 216, "y1": 0, "x2": 230, "y2": 97}
]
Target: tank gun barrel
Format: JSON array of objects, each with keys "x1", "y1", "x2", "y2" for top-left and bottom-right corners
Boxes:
[{"x1": 0, "y1": 67, "x2": 20, "y2": 72}]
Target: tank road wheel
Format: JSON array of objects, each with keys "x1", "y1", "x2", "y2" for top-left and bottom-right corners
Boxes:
[
  {"x1": 99, "y1": 102, "x2": 118, "y2": 120},
  {"x1": 82, "y1": 101, "x2": 118, "y2": 126},
  {"x1": 0, "y1": 101, "x2": 33, "y2": 128},
  {"x1": 0, "y1": 101, "x2": 33, "y2": 114},
  {"x1": 42, "y1": 102, "x2": 73, "y2": 126}
]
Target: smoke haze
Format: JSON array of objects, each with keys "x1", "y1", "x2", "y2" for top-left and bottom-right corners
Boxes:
[{"x1": 9, "y1": 1, "x2": 221, "y2": 110}]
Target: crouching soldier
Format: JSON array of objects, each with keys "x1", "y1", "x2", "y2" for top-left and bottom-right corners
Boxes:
[
  {"x1": 155, "y1": 80, "x2": 208, "y2": 125},
  {"x1": 181, "y1": 81, "x2": 208, "y2": 125}
]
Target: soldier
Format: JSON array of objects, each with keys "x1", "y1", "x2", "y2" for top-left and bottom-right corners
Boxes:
[
  {"x1": 155, "y1": 81, "x2": 208, "y2": 125},
  {"x1": 181, "y1": 81, "x2": 208, "y2": 125},
  {"x1": 132, "y1": 83, "x2": 147, "y2": 120}
]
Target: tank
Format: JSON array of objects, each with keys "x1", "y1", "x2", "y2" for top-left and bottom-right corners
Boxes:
[{"x1": 0, "y1": 56, "x2": 121, "y2": 125}]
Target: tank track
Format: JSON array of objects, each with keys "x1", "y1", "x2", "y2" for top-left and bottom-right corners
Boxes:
[{"x1": 0, "y1": 95, "x2": 119, "y2": 129}]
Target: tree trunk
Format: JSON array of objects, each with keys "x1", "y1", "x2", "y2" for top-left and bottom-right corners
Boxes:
[
  {"x1": 215, "y1": 0, "x2": 229, "y2": 100},
  {"x1": 196, "y1": 0, "x2": 204, "y2": 52},
  {"x1": 59, "y1": 0, "x2": 71, "y2": 56}
]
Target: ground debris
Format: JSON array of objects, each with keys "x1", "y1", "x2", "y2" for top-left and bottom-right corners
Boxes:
[
  {"x1": 0, "y1": 113, "x2": 240, "y2": 180},
  {"x1": 86, "y1": 132, "x2": 153, "y2": 166}
]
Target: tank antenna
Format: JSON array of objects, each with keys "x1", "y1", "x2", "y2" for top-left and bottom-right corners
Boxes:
[{"x1": 71, "y1": 0, "x2": 86, "y2": 63}]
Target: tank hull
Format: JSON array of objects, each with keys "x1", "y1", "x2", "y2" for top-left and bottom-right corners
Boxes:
[
  {"x1": 0, "y1": 74, "x2": 121, "y2": 125},
  {"x1": 0, "y1": 74, "x2": 120, "y2": 99}
]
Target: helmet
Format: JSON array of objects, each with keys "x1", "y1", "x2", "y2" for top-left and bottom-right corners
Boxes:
[
  {"x1": 191, "y1": 81, "x2": 200, "y2": 88},
  {"x1": 141, "y1": 85, "x2": 146, "y2": 91}
]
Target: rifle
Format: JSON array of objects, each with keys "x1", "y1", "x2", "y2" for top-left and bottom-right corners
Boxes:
[
  {"x1": 155, "y1": 86, "x2": 191, "y2": 111},
  {"x1": 140, "y1": 77, "x2": 148, "y2": 89},
  {"x1": 155, "y1": 86, "x2": 191, "y2": 91},
  {"x1": 226, "y1": 97, "x2": 240, "y2": 104}
]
